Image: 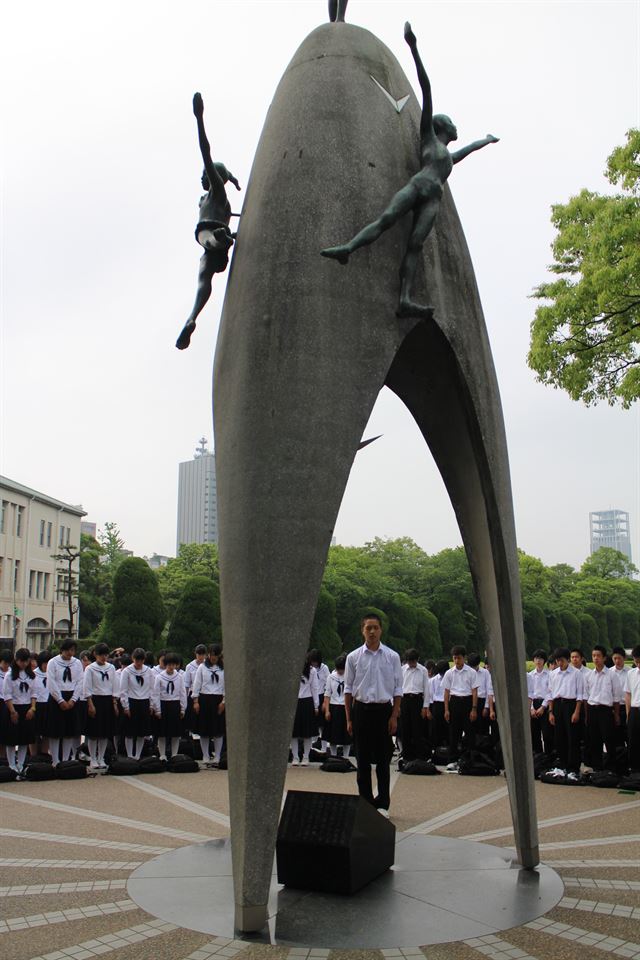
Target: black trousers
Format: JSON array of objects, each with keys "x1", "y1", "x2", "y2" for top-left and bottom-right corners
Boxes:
[
  {"x1": 400, "y1": 694, "x2": 429, "y2": 761},
  {"x1": 552, "y1": 698, "x2": 581, "y2": 773},
  {"x1": 448, "y1": 695, "x2": 473, "y2": 759},
  {"x1": 429, "y1": 701, "x2": 447, "y2": 749},
  {"x1": 628, "y1": 707, "x2": 640, "y2": 772},
  {"x1": 586, "y1": 704, "x2": 617, "y2": 771},
  {"x1": 352, "y1": 701, "x2": 393, "y2": 809},
  {"x1": 530, "y1": 699, "x2": 552, "y2": 755}
]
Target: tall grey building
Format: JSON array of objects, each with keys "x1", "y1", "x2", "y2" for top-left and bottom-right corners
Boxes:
[
  {"x1": 176, "y1": 439, "x2": 218, "y2": 551},
  {"x1": 589, "y1": 509, "x2": 632, "y2": 562}
]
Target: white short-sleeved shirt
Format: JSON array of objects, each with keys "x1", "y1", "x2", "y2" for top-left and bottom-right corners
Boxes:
[
  {"x1": 442, "y1": 664, "x2": 479, "y2": 697},
  {"x1": 345, "y1": 643, "x2": 403, "y2": 704},
  {"x1": 624, "y1": 666, "x2": 640, "y2": 708}
]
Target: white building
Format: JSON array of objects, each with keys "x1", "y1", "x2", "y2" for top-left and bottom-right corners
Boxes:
[
  {"x1": 589, "y1": 509, "x2": 632, "y2": 563},
  {"x1": 176, "y1": 438, "x2": 218, "y2": 551},
  {"x1": 0, "y1": 477, "x2": 86, "y2": 652}
]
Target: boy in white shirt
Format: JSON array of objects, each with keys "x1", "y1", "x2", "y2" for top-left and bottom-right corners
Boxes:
[{"x1": 443, "y1": 646, "x2": 478, "y2": 764}]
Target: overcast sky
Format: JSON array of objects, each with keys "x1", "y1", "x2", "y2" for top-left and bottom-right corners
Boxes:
[{"x1": 1, "y1": 0, "x2": 639, "y2": 570}]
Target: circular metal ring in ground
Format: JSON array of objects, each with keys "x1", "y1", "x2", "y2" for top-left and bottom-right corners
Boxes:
[{"x1": 128, "y1": 833, "x2": 563, "y2": 949}]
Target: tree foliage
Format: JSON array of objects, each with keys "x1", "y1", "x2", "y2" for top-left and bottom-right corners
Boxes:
[
  {"x1": 101, "y1": 557, "x2": 165, "y2": 650},
  {"x1": 167, "y1": 576, "x2": 221, "y2": 661},
  {"x1": 156, "y1": 543, "x2": 220, "y2": 626},
  {"x1": 98, "y1": 521, "x2": 127, "y2": 569},
  {"x1": 78, "y1": 534, "x2": 111, "y2": 639},
  {"x1": 529, "y1": 129, "x2": 640, "y2": 406},
  {"x1": 580, "y1": 546, "x2": 638, "y2": 580}
]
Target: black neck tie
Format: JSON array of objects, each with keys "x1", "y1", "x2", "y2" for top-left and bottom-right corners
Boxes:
[
  {"x1": 43, "y1": 677, "x2": 47, "y2": 688},
  {"x1": 167, "y1": 680, "x2": 175, "y2": 694},
  {"x1": 337, "y1": 681, "x2": 344, "y2": 695},
  {"x1": 19, "y1": 681, "x2": 29, "y2": 693},
  {"x1": 62, "y1": 666, "x2": 72, "y2": 683},
  {"x1": 136, "y1": 675, "x2": 144, "y2": 687},
  {"x1": 211, "y1": 671, "x2": 218, "y2": 683},
  {"x1": 100, "y1": 671, "x2": 108, "y2": 682}
]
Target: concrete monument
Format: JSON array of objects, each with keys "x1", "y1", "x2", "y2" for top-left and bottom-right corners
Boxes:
[{"x1": 214, "y1": 18, "x2": 539, "y2": 934}]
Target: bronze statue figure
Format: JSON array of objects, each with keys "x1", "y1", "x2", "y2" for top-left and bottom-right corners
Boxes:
[
  {"x1": 321, "y1": 22, "x2": 499, "y2": 319},
  {"x1": 176, "y1": 92, "x2": 241, "y2": 351},
  {"x1": 329, "y1": 0, "x2": 348, "y2": 21}
]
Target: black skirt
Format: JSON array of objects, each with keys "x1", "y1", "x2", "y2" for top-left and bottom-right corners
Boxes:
[
  {"x1": 35, "y1": 699, "x2": 49, "y2": 738},
  {"x1": 84, "y1": 695, "x2": 117, "y2": 739},
  {"x1": 197, "y1": 694, "x2": 225, "y2": 738},
  {"x1": 45, "y1": 691, "x2": 83, "y2": 739},
  {"x1": 122, "y1": 698, "x2": 152, "y2": 738},
  {"x1": 156, "y1": 700, "x2": 185, "y2": 739},
  {"x1": 1, "y1": 702, "x2": 36, "y2": 745},
  {"x1": 292, "y1": 696, "x2": 317, "y2": 738},
  {"x1": 325, "y1": 703, "x2": 352, "y2": 745}
]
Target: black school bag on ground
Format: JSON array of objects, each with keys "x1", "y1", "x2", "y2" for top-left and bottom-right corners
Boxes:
[
  {"x1": 619, "y1": 774, "x2": 640, "y2": 791},
  {"x1": 589, "y1": 770, "x2": 620, "y2": 788},
  {"x1": 401, "y1": 759, "x2": 441, "y2": 775},
  {"x1": 139, "y1": 756, "x2": 167, "y2": 774},
  {"x1": 108, "y1": 757, "x2": 141, "y2": 776},
  {"x1": 56, "y1": 760, "x2": 87, "y2": 780},
  {"x1": 23, "y1": 762, "x2": 57, "y2": 782},
  {"x1": 167, "y1": 753, "x2": 199, "y2": 773},
  {"x1": 320, "y1": 757, "x2": 356, "y2": 773},
  {"x1": 458, "y1": 750, "x2": 499, "y2": 776},
  {"x1": 0, "y1": 767, "x2": 18, "y2": 782}
]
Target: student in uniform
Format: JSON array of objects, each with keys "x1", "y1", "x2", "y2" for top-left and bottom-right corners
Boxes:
[
  {"x1": 547, "y1": 646, "x2": 585, "y2": 781},
  {"x1": 83, "y1": 643, "x2": 119, "y2": 769},
  {"x1": 119, "y1": 648, "x2": 155, "y2": 759},
  {"x1": 527, "y1": 649, "x2": 551, "y2": 755},
  {"x1": 0, "y1": 649, "x2": 12, "y2": 762},
  {"x1": 584, "y1": 644, "x2": 619, "y2": 772},
  {"x1": 46, "y1": 639, "x2": 84, "y2": 765},
  {"x1": 442, "y1": 646, "x2": 479, "y2": 765},
  {"x1": 192, "y1": 644, "x2": 225, "y2": 766},
  {"x1": 33, "y1": 651, "x2": 51, "y2": 756},
  {"x1": 184, "y1": 644, "x2": 207, "y2": 735},
  {"x1": 429, "y1": 659, "x2": 449, "y2": 751},
  {"x1": 309, "y1": 650, "x2": 331, "y2": 752},
  {"x1": 400, "y1": 649, "x2": 432, "y2": 761},
  {"x1": 624, "y1": 645, "x2": 640, "y2": 774},
  {"x1": 152, "y1": 652, "x2": 187, "y2": 761},
  {"x1": 612, "y1": 646, "x2": 630, "y2": 751},
  {"x1": 1, "y1": 648, "x2": 37, "y2": 773},
  {"x1": 467, "y1": 653, "x2": 490, "y2": 737},
  {"x1": 322, "y1": 654, "x2": 352, "y2": 757},
  {"x1": 290, "y1": 654, "x2": 319, "y2": 766}
]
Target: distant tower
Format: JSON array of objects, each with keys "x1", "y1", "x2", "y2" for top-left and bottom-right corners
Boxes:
[
  {"x1": 589, "y1": 509, "x2": 632, "y2": 562},
  {"x1": 176, "y1": 439, "x2": 218, "y2": 551}
]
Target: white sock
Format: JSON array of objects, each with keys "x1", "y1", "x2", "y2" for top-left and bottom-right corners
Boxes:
[
  {"x1": 322, "y1": 741, "x2": 329, "y2": 752},
  {"x1": 170, "y1": 737, "x2": 180, "y2": 758},
  {"x1": 330, "y1": 744, "x2": 337, "y2": 756},
  {"x1": 16, "y1": 745, "x2": 28, "y2": 769},
  {"x1": 87, "y1": 738, "x2": 98, "y2": 763},
  {"x1": 7, "y1": 748, "x2": 17, "y2": 771},
  {"x1": 158, "y1": 738, "x2": 167, "y2": 759},
  {"x1": 125, "y1": 737, "x2": 135, "y2": 758},
  {"x1": 199, "y1": 737, "x2": 210, "y2": 761},
  {"x1": 49, "y1": 738, "x2": 60, "y2": 765},
  {"x1": 133, "y1": 738, "x2": 144, "y2": 760},
  {"x1": 213, "y1": 737, "x2": 224, "y2": 763},
  {"x1": 62, "y1": 738, "x2": 74, "y2": 761},
  {"x1": 302, "y1": 738, "x2": 312, "y2": 760},
  {"x1": 97, "y1": 739, "x2": 108, "y2": 764},
  {"x1": 342, "y1": 744, "x2": 351, "y2": 757},
  {"x1": 290, "y1": 739, "x2": 299, "y2": 760}
]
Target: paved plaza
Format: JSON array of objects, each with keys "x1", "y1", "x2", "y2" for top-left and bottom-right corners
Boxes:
[{"x1": 1, "y1": 764, "x2": 639, "y2": 960}]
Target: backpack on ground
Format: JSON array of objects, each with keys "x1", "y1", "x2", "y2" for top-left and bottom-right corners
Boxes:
[
  {"x1": 588, "y1": 769, "x2": 620, "y2": 788},
  {"x1": 167, "y1": 753, "x2": 199, "y2": 773},
  {"x1": 434, "y1": 746, "x2": 451, "y2": 764},
  {"x1": 0, "y1": 767, "x2": 18, "y2": 782},
  {"x1": 618, "y1": 774, "x2": 640, "y2": 792},
  {"x1": 400, "y1": 759, "x2": 440, "y2": 775},
  {"x1": 56, "y1": 759, "x2": 88, "y2": 780},
  {"x1": 23, "y1": 762, "x2": 57, "y2": 782},
  {"x1": 108, "y1": 757, "x2": 141, "y2": 776},
  {"x1": 458, "y1": 749, "x2": 499, "y2": 776},
  {"x1": 139, "y1": 756, "x2": 167, "y2": 774},
  {"x1": 320, "y1": 757, "x2": 355, "y2": 773}
]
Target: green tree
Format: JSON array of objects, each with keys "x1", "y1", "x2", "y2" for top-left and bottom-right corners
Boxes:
[
  {"x1": 604, "y1": 605, "x2": 622, "y2": 648},
  {"x1": 522, "y1": 602, "x2": 549, "y2": 656},
  {"x1": 546, "y1": 612, "x2": 568, "y2": 649},
  {"x1": 78, "y1": 534, "x2": 111, "y2": 639},
  {"x1": 167, "y1": 576, "x2": 221, "y2": 661},
  {"x1": 559, "y1": 609, "x2": 581, "y2": 648},
  {"x1": 584, "y1": 602, "x2": 607, "y2": 645},
  {"x1": 580, "y1": 547, "x2": 638, "y2": 580},
  {"x1": 430, "y1": 587, "x2": 468, "y2": 652},
  {"x1": 98, "y1": 522, "x2": 126, "y2": 569},
  {"x1": 156, "y1": 543, "x2": 219, "y2": 626},
  {"x1": 620, "y1": 607, "x2": 639, "y2": 649},
  {"x1": 415, "y1": 608, "x2": 441, "y2": 660},
  {"x1": 578, "y1": 613, "x2": 599, "y2": 651},
  {"x1": 529, "y1": 129, "x2": 640, "y2": 406},
  {"x1": 309, "y1": 587, "x2": 342, "y2": 662},
  {"x1": 386, "y1": 592, "x2": 419, "y2": 652},
  {"x1": 101, "y1": 557, "x2": 166, "y2": 650}
]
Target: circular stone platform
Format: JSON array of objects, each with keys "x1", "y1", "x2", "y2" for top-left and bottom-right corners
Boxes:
[{"x1": 128, "y1": 833, "x2": 563, "y2": 949}]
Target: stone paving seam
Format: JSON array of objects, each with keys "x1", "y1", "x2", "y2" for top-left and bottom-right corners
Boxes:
[
  {"x1": 406, "y1": 786, "x2": 508, "y2": 835},
  {"x1": 2, "y1": 827, "x2": 172, "y2": 854},
  {"x1": 525, "y1": 917, "x2": 640, "y2": 956},
  {"x1": 0, "y1": 790, "x2": 211, "y2": 843},
  {"x1": 538, "y1": 835, "x2": 640, "y2": 851},
  {"x1": 0, "y1": 858, "x2": 141, "y2": 870},
  {"x1": 562, "y1": 877, "x2": 640, "y2": 891},
  {"x1": 463, "y1": 936, "x2": 538, "y2": 960},
  {"x1": 0, "y1": 899, "x2": 139, "y2": 934},
  {"x1": 119, "y1": 777, "x2": 231, "y2": 827},
  {"x1": 181, "y1": 943, "x2": 249, "y2": 960},
  {"x1": 28, "y1": 919, "x2": 178, "y2": 960},
  {"x1": 462, "y1": 799, "x2": 640, "y2": 841},
  {"x1": 558, "y1": 896, "x2": 640, "y2": 920},
  {"x1": 546, "y1": 859, "x2": 640, "y2": 868},
  {"x1": 0, "y1": 880, "x2": 128, "y2": 897}
]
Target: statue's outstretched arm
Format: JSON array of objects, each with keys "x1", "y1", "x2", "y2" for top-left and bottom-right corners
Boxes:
[
  {"x1": 404, "y1": 22, "x2": 433, "y2": 140},
  {"x1": 451, "y1": 134, "x2": 500, "y2": 165},
  {"x1": 193, "y1": 92, "x2": 225, "y2": 195}
]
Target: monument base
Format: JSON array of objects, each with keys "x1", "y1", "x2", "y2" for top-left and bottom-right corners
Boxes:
[{"x1": 127, "y1": 834, "x2": 563, "y2": 947}]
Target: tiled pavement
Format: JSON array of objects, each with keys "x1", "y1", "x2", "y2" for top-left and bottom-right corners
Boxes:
[{"x1": 0, "y1": 766, "x2": 638, "y2": 959}]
